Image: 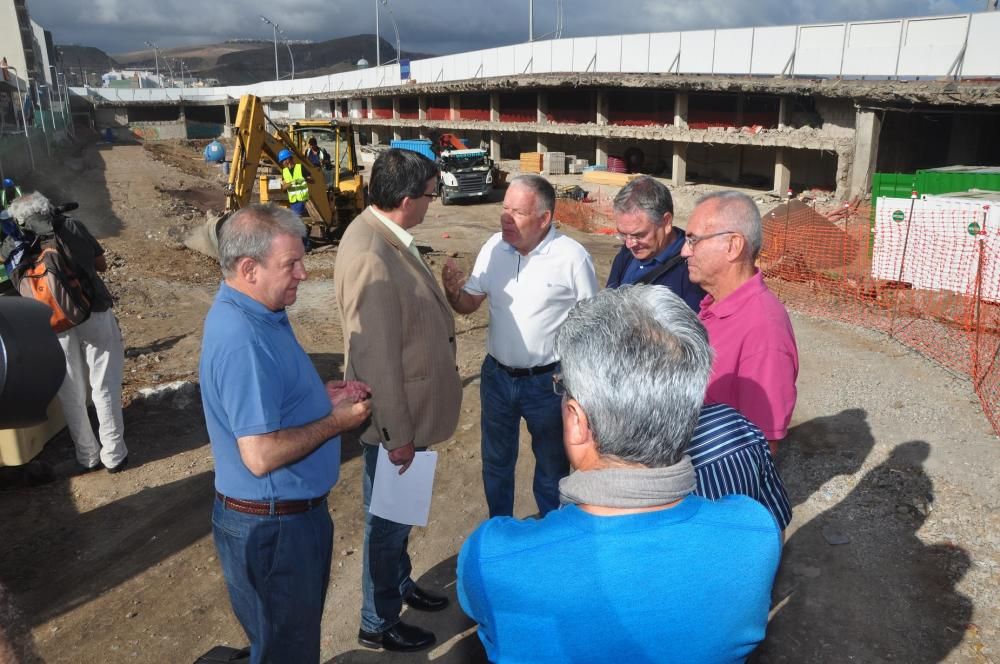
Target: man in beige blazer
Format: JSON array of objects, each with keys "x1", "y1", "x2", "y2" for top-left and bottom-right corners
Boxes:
[{"x1": 334, "y1": 148, "x2": 463, "y2": 653}]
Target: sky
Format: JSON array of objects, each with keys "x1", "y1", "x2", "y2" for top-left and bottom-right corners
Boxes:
[{"x1": 24, "y1": 0, "x2": 995, "y2": 57}]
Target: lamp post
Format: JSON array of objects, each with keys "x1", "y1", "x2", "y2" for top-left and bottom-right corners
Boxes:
[
  {"x1": 375, "y1": 0, "x2": 380, "y2": 67},
  {"x1": 378, "y1": 0, "x2": 401, "y2": 65},
  {"x1": 275, "y1": 24, "x2": 295, "y2": 80},
  {"x1": 529, "y1": 0, "x2": 534, "y2": 41},
  {"x1": 144, "y1": 40, "x2": 160, "y2": 86},
  {"x1": 260, "y1": 15, "x2": 280, "y2": 81}
]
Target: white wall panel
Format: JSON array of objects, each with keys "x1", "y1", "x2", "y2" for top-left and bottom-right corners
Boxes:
[
  {"x1": 620, "y1": 34, "x2": 650, "y2": 72},
  {"x1": 648, "y1": 32, "x2": 681, "y2": 72},
  {"x1": 794, "y1": 23, "x2": 845, "y2": 76},
  {"x1": 514, "y1": 43, "x2": 534, "y2": 73},
  {"x1": 896, "y1": 15, "x2": 967, "y2": 76},
  {"x1": 595, "y1": 35, "x2": 622, "y2": 72},
  {"x1": 496, "y1": 46, "x2": 517, "y2": 77},
  {"x1": 481, "y1": 49, "x2": 501, "y2": 78},
  {"x1": 679, "y1": 30, "x2": 715, "y2": 74},
  {"x1": 713, "y1": 28, "x2": 753, "y2": 74},
  {"x1": 750, "y1": 26, "x2": 797, "y2": 74},
  {"x1": 551, "y1": 38, "x2": 575, "y2": 72},
  {"x1": 842, "y1": 21, "x2": 903, "y2": 76},
  {"x1": 572, "y1": 37, "x2": 598, "y2": 72},
  {"x1": 532, "y1": 41, "x2": 553, "y2": 73},
  {"x1": 963, "y1": 12, "x2": 1000, "y2": 77}
]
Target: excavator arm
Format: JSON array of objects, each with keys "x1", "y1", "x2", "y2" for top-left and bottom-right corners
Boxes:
[{"x1": 225, "y1": 95, "x2": 335, "y2": 225}]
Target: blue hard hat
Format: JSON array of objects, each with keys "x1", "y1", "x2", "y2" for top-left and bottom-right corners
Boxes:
[
  {"x1": 277, "y1": 149, "x2": 294, "y2": 164},
  {"x1": 2, "y1": 178, "x2": 13, "y2": 188}
]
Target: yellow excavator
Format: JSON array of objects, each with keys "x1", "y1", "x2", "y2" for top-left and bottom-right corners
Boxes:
[{"x1": 186, "y1": 94, "x2": 365, "y2": 256}]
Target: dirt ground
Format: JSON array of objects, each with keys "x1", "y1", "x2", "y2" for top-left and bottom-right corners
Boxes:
[{"x1": 1, "y1": 137, "x2": 998, "y2": 664}]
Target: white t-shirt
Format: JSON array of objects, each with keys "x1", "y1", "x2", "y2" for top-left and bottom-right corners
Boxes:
[{"x1": 463, "y1": 225, "x2": 598, "y2": 368}]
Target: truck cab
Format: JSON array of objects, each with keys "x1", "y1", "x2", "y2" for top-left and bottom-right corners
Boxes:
[{"x1": 437, "y1": 148, "x2": 495, "y2": 205}]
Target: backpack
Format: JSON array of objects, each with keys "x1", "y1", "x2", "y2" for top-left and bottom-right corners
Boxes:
[{"x1": 10, "y1": 234, "x2": 94, "y2": 333}]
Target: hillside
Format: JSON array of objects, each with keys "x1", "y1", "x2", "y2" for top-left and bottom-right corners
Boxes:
[
  {"x1": 111, "y1": 35, "x2": 435, "y2": 86},
  {"x1": 55, "y1": 45, "x2": 120, "y2": 86}
]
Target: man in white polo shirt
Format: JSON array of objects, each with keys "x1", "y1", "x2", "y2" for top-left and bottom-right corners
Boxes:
[{"x1": 443, "y1": 174, "x2": 598, "y2": 517}]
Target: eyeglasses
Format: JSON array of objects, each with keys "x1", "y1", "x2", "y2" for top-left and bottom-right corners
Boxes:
[
  {"x1": 614, "y1": 230, "x2": 651, "y2": 244},
  {"x1": 422, "y1": 192, "x2": 440, "y2": 200},
  {"x1": 552, "y1": 373, "x2": 572, "y2": 399},
  {"x1": 684, "y1": 230, "x2": 739, "y2": 249}
]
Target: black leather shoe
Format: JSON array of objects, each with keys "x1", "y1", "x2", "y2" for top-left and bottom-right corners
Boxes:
[
  {"x1": 106, "y1": 455, "x2": 129, "y2": 474},
  {"x1": 357, "y1": 621, "x2": 436, "y2": 652},
  {"x1": 404, "y1": 585, "x2": 450, "y2": 612}
]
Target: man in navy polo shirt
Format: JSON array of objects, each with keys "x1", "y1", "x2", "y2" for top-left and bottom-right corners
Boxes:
[
  {"x1": 200, "y1": 204, "x2": 371, "y2": 664},
  {"x1": 606, "y1": 175, "x2": 705, "y2": 310}
]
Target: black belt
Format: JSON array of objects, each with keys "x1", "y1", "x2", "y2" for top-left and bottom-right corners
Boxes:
[
  {"x1": 216, "y1": 492, "x2": 328, "y2": 516},
  {"x1": 490, "y1": 355, "x2": 559, "y2": 378}
]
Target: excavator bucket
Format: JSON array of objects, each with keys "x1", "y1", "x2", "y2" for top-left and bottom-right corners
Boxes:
[{"x1": 184, "y1": 211, "x2": 228, "y2": 259}]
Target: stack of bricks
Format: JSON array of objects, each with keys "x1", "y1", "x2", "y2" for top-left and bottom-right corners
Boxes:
[
  {"x1": 519, "y1": 152, "x2": 544, "y2": 173},
  {"x1": 544, "y1": 151, "x2": 567, "y2": 175}
]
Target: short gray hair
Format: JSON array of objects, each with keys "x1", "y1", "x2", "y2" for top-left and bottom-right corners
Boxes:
[
  {"x1": 695, "y1": 190, "x2": 762, "y2": 259},
  {"x1": 218, "y1": 204, "x2": 306, "y2": 277},
  {"x1": 555, "y1": 285, "x2": 713, "y2": 467},
  {"x1": 7, "y1": 191, "x2": 52, "y2": 231},
  {"x1": 509, "y1": 174, "x2": 555, "y2": 217},
  {"x1": 612, "y1": 175, "x2": 673, "y2": 226}
]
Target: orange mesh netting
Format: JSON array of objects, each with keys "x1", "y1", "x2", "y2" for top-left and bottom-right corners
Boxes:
[{"x1": 760, "y1": 198, "x2": 1000, "y2": 436}]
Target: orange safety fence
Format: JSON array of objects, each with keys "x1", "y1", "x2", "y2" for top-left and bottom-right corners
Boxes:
[
  {"x1": 760, "y1": 199, "x2": 1000, "y2": 437},
  {"x1": 557, "y1": 195, "x2": 1000, "y2": 436}
]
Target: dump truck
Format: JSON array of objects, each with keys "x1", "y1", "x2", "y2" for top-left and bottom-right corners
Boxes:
[{"x1": 186, "y1": 94, "x2": 365, "y2": 256}]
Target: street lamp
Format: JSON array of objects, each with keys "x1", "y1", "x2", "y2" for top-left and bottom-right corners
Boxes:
[
  {"x1": 378, "y1": 0, "x2": 401, "y2": 65},
  {"x1": 260, "y1": 14, "x2": 280, "y2": 81},
  {"x1": 144, "y1": 40, "x2": 160, "y2": 87}
]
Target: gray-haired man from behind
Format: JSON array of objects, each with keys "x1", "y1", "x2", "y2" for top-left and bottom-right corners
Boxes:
[{"x1": 458, "y1": 285, "x2": 781, "y2": 663}]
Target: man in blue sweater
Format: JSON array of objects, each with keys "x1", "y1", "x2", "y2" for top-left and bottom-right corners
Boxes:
[
  {"x1": 458, "y1": 285, "x2": 781, "y2": 663},
  {"x1": 606, "y1": 175, "x2": 705, "y2": 310}
]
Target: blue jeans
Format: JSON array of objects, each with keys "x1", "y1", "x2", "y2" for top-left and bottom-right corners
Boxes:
[
  {"x1": 480, "y1": 355, "x2": 569, "y2": 518},
  {"x1": 360, "y1": 443, "x2": 416, "y2": 633},
  {"x1": 290, "y1": 201, "x2": 307, "y2": 216},
  {"x1": 212, "y1": 496, "x2": 333, "y2": 664}
]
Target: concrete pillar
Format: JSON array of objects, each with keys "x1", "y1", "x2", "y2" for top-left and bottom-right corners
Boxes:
[
  {"x1": 418, "y1": 95, "x2": 427, "y2": 121},
  {"x1": 537, "y1": 133, "x2": 548, "y2": 153},
  {"x1": 392, "y1": 97, "x2": 400, "y2": 121},
  {"x1": 537, "y1": 92, "x2": 548, "y2": 124},
  {"x1": 371, "y1": 128, "x2": 381, "y2": 146},
  {"x1": 449, "y1": 93, "x2": 461, "y2": 121},
  {"x1": 778, "y1": 96, "x2": 789, "y2": 130},
  {"x1": 490, "y1": 133, "x2": 501, "y2": 162},
  {"x1": 735, "y1": 93, "x2": 744, "y2": 128},
  {"x1": 672, "y1": 142, "x2": 687, "y2": 187},
  {"x1": 222, "y1": 103, "x2": 232, "y2": 138},
  {"x1": 596, "y1": 91, "x2": 609, "y2": 126},
  {"x1": 774, "y1": 148, "x2": 792, "y2": 195},
  {"x1": 490, "y1": 92, "x2": 500, "y2": 122},
  {"x1": 849, "y1": 109, "x2": 881, "y2": 198},
  {"x1": 393, "y1": 128, "x2": 402, "y2": 141},
  {"x1": 334, "y1": 100, "x2": 342, "y2": 119},
  {"x1": 673, "y1": 93, "x2": 688, "y2": 129},
  {"x1": 596, "y1": 138, "x2": 608, "y2": 167},
  {"x1": 178, "y1": 104, "x2": 186, "y2": 121},
  {"x1": 366, "y1": 97, "x2": 374, "y2": 120}
]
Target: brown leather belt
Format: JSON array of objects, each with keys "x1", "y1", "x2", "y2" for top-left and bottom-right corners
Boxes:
[{"x1": 216, "y1": 492, "x2": 328, "y2": 516}]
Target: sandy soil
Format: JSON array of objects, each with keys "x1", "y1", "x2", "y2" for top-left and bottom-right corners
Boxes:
[{"x1": 1, "y1": 137, "x2": 998, "y2": 664}]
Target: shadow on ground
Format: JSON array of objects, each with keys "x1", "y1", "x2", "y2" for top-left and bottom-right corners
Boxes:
[
  {"x1": 761, "y1": 436, "x2": 972, "y2": 662},
  {"x1": 326, "y1": 555, "x2": 487, "y2": 664}
]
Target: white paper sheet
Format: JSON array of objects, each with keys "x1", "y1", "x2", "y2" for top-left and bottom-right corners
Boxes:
[{"x1": 369, "y1": 445, "x2": 438, "y2": 527}]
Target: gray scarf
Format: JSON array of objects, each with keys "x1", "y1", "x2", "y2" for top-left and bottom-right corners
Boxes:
[{"x1": 558, "y1": 455, "x2": 697, "y2": 508}]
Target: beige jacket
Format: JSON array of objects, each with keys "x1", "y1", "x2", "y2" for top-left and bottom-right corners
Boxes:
[{"x1": 334, "y1": 208, "x2": 462, "y2": 450}]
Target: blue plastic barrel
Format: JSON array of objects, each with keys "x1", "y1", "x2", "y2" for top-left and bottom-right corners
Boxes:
[{"x1": 204, "y1": 140, "x2": 226, "y2": 163}]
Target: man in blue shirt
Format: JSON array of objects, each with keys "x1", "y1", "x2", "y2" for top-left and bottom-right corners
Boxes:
[
  {"x1": 458, "y1": 286, "x2": 781, "y2": 663},
  {"x1": 606, "y1": 175, "x2": 705, "y2": 310},
  {"x1": 199, "y1": 204, "x2": 371, "y2": 664}
]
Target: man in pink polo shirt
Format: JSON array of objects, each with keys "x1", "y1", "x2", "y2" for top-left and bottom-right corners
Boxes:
[{"x1": 681, "y1": 191, "x2": 798, "y2": 453}]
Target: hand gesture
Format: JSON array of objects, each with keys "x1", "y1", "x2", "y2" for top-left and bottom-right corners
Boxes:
[
  {"x1": 326, "y1": 380, "x2": 371, "y2": 405},
  {"x1": 442, "y1": 258, "x2": 466, "y2": 299},
  {"x1": 387, "y1": 441, "x2": 416, "y2": 475},
  {"x1": 332, "y1": 397, "x2": 371, "y2": 433}
]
